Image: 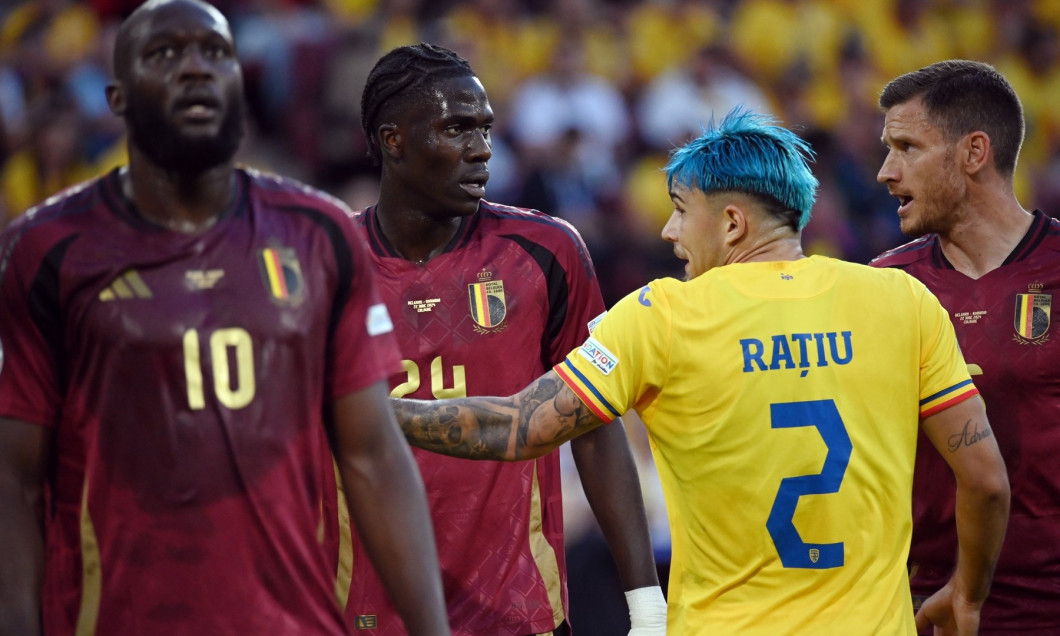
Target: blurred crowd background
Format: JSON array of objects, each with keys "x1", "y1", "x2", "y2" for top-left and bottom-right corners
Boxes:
[
  {"x1": 9, "y1": 0, "x2": 1060, "y2": 301},
  {"x1": 4, "y1": 0, "x2": 1060, "y2": 630},
  {"x1": 6, "y1": 0, "x2": 1060, "y2": 296}
]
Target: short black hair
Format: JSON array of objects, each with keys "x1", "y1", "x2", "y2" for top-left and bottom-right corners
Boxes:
[
  {"x1": 879, "y1": 60, "x2": 1025, "y2": 176},
  {"x1": 359, "y1": 43, "x2": 475, "y2": 162}
]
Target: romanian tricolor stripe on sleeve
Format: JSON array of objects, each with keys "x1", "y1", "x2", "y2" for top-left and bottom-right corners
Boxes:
[
  {"x1": 920, "y1": 379, "x2": 980, "y2": 418},
  {"x1": 554, "y1": 359, "x2": 622, "y2": 423}
]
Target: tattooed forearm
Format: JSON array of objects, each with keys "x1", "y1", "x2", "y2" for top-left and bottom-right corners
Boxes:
[
  {"x1": 947, "y1": 419, "x2": 994, "y2": 453},
  {"x1": 518, "y1": 376, "x2": 562, "y2": 449},
  {"x1": 391, "y1": 371, "x2": 607, "y2": 461},
  {"x1": 547, "y1": 377, "x2": 596, "y2": 438},
  {"x1": 397, "y1": 400, "x2": 517, "y2": 460}
]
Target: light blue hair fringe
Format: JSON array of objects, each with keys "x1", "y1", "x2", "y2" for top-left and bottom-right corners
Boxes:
[{"x1": 665, "y1": 108, "x2": 819, "y2": 230}]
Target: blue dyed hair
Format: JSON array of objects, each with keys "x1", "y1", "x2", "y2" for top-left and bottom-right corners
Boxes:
[{"x1": 665, "y1": 109, "x2": 818, "y2": 230}]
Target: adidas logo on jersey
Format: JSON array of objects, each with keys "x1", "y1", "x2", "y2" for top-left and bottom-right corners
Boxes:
[{"x1": 99, "y1": 269, "x2": 153, "y2": 301}]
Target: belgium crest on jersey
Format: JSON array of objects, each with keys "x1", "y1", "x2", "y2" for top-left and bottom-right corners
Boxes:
[
  {"x1": 1014, "y1": 286, "x2": 1050, "y2": 343},
  {"x1": 259, "y1": 246, "x2": 305, "y2": 306},
  {"x1": 468, "y1": 279, "x2": 506, "y2": 330}
]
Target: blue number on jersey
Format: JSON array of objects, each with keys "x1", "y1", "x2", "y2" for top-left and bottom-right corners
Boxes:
[{"x1": 765, "y1": 399, "x2": 851, "y2": 569}]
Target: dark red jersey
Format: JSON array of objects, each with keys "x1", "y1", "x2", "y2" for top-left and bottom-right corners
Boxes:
[
  {"x1": 871, "y1": 210, "x2": 1060, "y2": 633},
  {"x1": 341, "y1": 201, "x2": 606, "y2": 635},
  {"x1": 0, "y1": 167, "x2": 399, "y2": 636}
]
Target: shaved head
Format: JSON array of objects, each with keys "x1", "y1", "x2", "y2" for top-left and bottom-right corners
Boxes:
[
  {"x1": 108, "y1": 0, "x2": 244, "y2": 173},
  {"x1": 113, "y1": 0, "x2": 232, "y2": 82}
]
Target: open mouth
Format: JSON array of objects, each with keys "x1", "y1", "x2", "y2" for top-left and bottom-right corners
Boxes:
[
  {"x1": 895, "y1": 194, "x2": 913, "y2": 213},
  {"x1": 460, "y1": 172, "x2": 489, "y2": 198},
  {"x1": 174, "y1": 95, "x2": 222, "y2": 121}
]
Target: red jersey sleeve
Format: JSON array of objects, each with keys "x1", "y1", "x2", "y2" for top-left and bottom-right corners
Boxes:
[
  {"x1": 547, "y1": 217, "x2": 606, "y2": 366},
  {"x1": 0, "y1": 219, "x2": 65, "y2": 426},
  {"x1": 325, "y1": 212, "x2": 401, "y2": 401}
]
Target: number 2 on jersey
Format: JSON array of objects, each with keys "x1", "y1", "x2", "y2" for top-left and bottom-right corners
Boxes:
[{"x1": 766, "y1": 399, "x2": 851, "y2": 569}]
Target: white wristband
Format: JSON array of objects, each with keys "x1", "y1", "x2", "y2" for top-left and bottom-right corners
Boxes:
[{"x1": 625, "y1": 585, "x2": 667, "y2": 635}]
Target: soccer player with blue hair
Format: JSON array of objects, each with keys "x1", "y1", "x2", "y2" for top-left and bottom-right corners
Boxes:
[{"x1": 389, "y1": 108, "x2": 1010, "y2": 634}]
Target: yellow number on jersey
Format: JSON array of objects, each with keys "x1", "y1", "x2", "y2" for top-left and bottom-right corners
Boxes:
[
  {"x1": 183, "y1": 327, "x2": 256, "y2": 410},
  {"x1": 390, "y1": 356, "x2": 466, "y2": 399}
]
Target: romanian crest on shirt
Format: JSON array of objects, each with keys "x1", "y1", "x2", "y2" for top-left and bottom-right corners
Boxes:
[
  {"x1": 1013, "y1": 283, "x2": 1050, "y2": 344},
  {"x1": 468, "y1": 270, "x2": 507, "y2": 333},
  {"x1": 259, "y1": 246, "x2": 305, "y2": 306}
]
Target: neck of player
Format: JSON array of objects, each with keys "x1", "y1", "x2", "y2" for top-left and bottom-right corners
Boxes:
[
  {"x1": 121, "y1": 158, "x2": 236, "y2": 234},
  {"x1": 374, "y1": 199, "x2": 465, "y2": 264},
  {"x1": 938, "y1": 190, "x2": 1033, "y2": 280}
]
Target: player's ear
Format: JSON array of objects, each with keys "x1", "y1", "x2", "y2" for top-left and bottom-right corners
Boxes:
[
  {"x1": 379, "y1": 124, "x2": 402, "y2": 160},
  {"x1": 963, "y1": 131, "x2": 991, "y2": 176},
  {"x1": 723, "y1": 204, "x2": 748, "y2": 246},
  {"x1": 106, "y1": 82, "x2": 127, "y2": 117}
]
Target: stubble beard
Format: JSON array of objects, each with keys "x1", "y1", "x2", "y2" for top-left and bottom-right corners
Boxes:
[
  {"x1": 900, "y1": 159, "x2": 965, "y2": 239},
  {"x1": 125, "y1": 93, "x2": 246, "y2": 174}
]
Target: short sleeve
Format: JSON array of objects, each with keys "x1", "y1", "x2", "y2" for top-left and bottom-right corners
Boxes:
[
  {"x1": 0, "y1": 225, "x2": 63, "y2": 426},
  {"x1": 554, "y1": 280, "x2": 671, "y2": 422},
  {"x1": 325, "y1": 216, "x2": 401, "y2": 401},
  {"x1": 913, "y1": 277, "x2": 979, "y2": 417},
  {"x1": 545, "y1": 219, "x2": 607, "y2": 367}
]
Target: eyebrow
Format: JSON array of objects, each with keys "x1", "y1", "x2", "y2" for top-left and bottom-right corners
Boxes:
[
  {"x1": 880, "y1": 129, "x2": 911, "y2": 145},
  {"x1": 445, "y1": 110, "x2": 493, "y2": 123}
]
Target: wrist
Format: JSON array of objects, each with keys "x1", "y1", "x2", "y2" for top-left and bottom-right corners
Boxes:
[{"x1": 625, "y1": 585, "x2": 667, "y2": 630}]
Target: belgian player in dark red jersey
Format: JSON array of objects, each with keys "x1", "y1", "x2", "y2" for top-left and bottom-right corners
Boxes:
[
  {"x1": 873, "y1": 59, "x2": 1060, "y2": 635},
  {"x1": 0, "y1": 2, "x2": 448, "y2": 635},
  {"x1": 337, "y1": 44, "x2": 665, "y2": 636}
]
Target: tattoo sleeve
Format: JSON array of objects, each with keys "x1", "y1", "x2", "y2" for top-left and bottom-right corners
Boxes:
[{"x1": 392, "y1": 370, "x2": 607, "y2": 461}]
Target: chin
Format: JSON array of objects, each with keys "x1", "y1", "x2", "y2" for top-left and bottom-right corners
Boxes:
[
  {"x1": 455, "y1": 199, "x2": 482, "y2": 217},
  {"x1": 899, "y1": 216, "x2": 929, "y2": 238}
]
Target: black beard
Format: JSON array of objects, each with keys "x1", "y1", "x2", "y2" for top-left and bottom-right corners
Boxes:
[{"x1": 125, "y1": 93, "x2": 245, "y2": 174}]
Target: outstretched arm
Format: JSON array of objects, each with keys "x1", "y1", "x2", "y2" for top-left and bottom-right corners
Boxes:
[
  {"x1": 331, "y1": 382, "x2": 449, "y2": 636},
  {"x1": 917, "y1": 396, "x2": 1010, "y2": 636},
  {"x1": 0, "y1": 417, "x2": 51, "y2": 636},
  {"x1": 393, "y1": 370, "x2": 607, "y2": 461}
]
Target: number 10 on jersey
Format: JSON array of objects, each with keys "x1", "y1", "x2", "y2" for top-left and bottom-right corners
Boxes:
[{"x1": 183, "y1": 328, "x2": 256, "y2": 410}]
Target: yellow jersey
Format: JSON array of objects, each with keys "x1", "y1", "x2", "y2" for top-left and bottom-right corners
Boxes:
[{"x1": 555, "y1": 256, "x2": 978, "y2": 635}]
